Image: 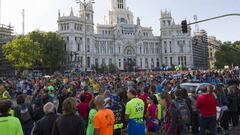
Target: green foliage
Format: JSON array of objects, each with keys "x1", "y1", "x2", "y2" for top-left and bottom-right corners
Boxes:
[
  {"x1": 2, "y1": 31, "x2": 66, "y2": 73},
  {"x1": 170, "y1": 64, "x2": 176, "y2": 70},
  {"x1": 215, "y1": 41, "x2": 240, "y2": 68},
  {"x1": 92, "y1": 63, "x2": 118, "y2": 73},
  {"x1": 2, "y1": 36, "x2": 41, "y2": 69},
  {"x1": 108, "y1": 63, "x2": 118, "y2": 73},
  {"x1": 100, "y1": 63, "x2": 108, "y2": 73},
  {"x1": 28, "y1": 31, "x2": 66, "y2": 72}
]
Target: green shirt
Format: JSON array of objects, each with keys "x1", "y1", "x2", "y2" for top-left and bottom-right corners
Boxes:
[
  {"x1": 0, "y1": 116, "x2": 24, "y2": 135},
  {"x1": 48, "y1": 85, "x2": 55, "y2": 92},
  {"x1": 87, "y1": 108, "x2": 97, "y2": 135},
  {"x1": 155, "y1": 94, "x2": 163, "y2": 120},
  {"x1": 48, "y1": 85, "x2": 55, "y2": 97},
  {"x1": 125, "y1": 98, "x2": 144, "y2": 119}
]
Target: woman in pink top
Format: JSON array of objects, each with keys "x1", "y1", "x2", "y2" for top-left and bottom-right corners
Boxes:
[
  {"x1": 77, "y1": 94, "x2": 90, "y2": 125},
  {"x1": 145, "y1": 94, "x2": 160, "y2": 135}
]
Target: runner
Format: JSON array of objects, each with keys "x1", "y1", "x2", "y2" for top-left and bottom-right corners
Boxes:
[
  {"x1": 93, "y1": 95, "x2": 115, "y2": 135},
  {"x1": 0, "y1": 99, "x2": 24, "y2": 135},
  {"x1": 125, "y1": 89, "x2": 145, "y2": 135}
]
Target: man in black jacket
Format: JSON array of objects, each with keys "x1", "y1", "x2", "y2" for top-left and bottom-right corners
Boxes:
[
  {"x1": 32, "y1": 102, "x2": 59, "y2": 135},
  {"x1": 52, "y1": 97, "x2": 85, "y2": 135}
]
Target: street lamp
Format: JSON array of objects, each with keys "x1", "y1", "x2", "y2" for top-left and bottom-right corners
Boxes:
[
  {"x1": 70, "y1": 51, "x2": 73, "y2": 63},
  {"x1": 76, "y1": 0, "x2": 95, "y2": 73}
]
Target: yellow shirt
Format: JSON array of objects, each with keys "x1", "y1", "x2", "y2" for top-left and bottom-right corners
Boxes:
[{"x1": 125, "y1": 98, "x2": 144, "y2": 119}]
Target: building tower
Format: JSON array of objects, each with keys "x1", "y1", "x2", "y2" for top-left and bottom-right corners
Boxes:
[
  {"x1": 105, "y1": 0, "x2": 133, "y2": 25},
  {"x1": 109, "y1": 0, "x2": 127, "y2": 11},
  {"x1": 160, "y1": 10, "x2": 172, "y2": 28},
  {"x1": 160, "y1": 10, "x2": 173, "y2": 67},
  {"x1": 160, "y1": 10, "x2": 193, "y2": 69},
  {"x1": 79, "y1": 2, "x2": 94, "y2": 33}
]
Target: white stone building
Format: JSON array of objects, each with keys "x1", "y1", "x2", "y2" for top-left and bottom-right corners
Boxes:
[{"x1": 57, "y1": 0, "x2": 193, "y2": 71}]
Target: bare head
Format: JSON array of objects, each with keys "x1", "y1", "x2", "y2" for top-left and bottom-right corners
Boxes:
[
  {"x1": 0, "y1": 99, "x2": 12, "y2": 115},
  {"x1": 43, "y1": 102, "x2": 55, "y2": 114},
  {"x1": 127, "y1": 89, "x2": 137, "y2": 99},
  {"x1": 62, "y1": 97, "x2": 77, "y2": 115},
  {"x1": 94, "y1": 95, "x2": 105, "y2": 109}
]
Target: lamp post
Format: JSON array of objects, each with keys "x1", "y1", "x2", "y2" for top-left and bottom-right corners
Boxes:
[
  {"x1": 70, "y1": 51, "x2": 79, "y2": 69},
  {"x1": 70, "y1": 51, "x2": 73, "y2": 63},
  {"x1": 76, "y1": 0, "x2": 94, "y2": 73}
]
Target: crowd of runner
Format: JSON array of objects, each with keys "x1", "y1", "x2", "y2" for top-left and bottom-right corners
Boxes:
[{"x1": 0, "y1": 69, "x2": 240, "y2": 135}]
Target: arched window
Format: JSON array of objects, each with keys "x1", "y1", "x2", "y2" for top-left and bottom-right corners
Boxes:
[
  {"x1": 120, "y1": 18, "x2": 125, "y2": 23},
  {"x1": 127, "y1": 50, "x2": 132, "y2": 55},
  {"x1": 125, "y1": 47, "x2": 135, "y2": 55}
]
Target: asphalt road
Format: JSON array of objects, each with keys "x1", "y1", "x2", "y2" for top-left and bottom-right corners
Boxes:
[{"x1": 229, "y1": 125, "x2": 240, "y2": 135}]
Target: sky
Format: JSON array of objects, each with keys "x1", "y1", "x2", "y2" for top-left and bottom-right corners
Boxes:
[{"x1": 1, "y1": 0, "x2": 240, "y2": 42}]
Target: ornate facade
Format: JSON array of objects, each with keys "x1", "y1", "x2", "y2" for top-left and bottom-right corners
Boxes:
[{"x1": 57, "y1": 0, "x2": 193, "y2": 71}]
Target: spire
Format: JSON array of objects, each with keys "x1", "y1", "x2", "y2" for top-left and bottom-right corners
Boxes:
[
  {"x1": 58, "y1": 9, "x2": 61, "y2": 18},
  {"x1": 70, "y1": 7, "x2": 74, "y2": 16},
  {"x1": 137, "y1": 17, "x2": 141, "y2": 26},
  {"x1": 172, "y1": 19, "x2": 175, "y2": 25}
]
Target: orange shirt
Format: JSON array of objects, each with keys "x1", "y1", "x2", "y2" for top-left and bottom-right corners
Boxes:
[{"x1": 93, "y1": 109, "x2": 115, "y2": 135}]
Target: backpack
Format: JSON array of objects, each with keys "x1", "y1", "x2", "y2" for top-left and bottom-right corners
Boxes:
[
  {"x1": 18, "y1": 104, "x2": 31, "y2": 123},
  {"x1": 173, "y1": 99, "x2": 191, "y2": 125}
]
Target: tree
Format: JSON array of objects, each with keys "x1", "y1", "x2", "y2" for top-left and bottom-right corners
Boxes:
[
  {"x1": 2, "y1": 36, "x2": 41, "y2": 69},
  {"x1": 92, "y1": 64, "x2": 99, "y2": 72},
  {"x1": 215, "y1": 41, "x2": 240, "y2": 68},
  {"x1": 28, "y1": 31, "x2": 66, "y2": 73},
  {"x1": 108, "y1": 63, "x2": 118, "y2": 73},
  {"x1": 100, "y1": 63, "x2": 108, "y2": 73}
]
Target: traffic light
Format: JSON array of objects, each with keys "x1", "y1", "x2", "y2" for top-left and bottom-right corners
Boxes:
[{"x1": 181, "y1": 20, "x2": 188, "y2": 33}]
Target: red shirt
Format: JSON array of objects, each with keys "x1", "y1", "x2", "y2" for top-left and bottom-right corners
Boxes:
[
  {"x1": 80, "y1": 92, "x2": 93, "y2": 104},
  {"x1": 196, "y1": 93, "x2": 218, "y2": 117},
  {"x1": 138, "y1": 93, "x2": 148, "y2": 115},
  {"x1": 77, "y1": 102, "x2": 90, "y2": 117}
]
